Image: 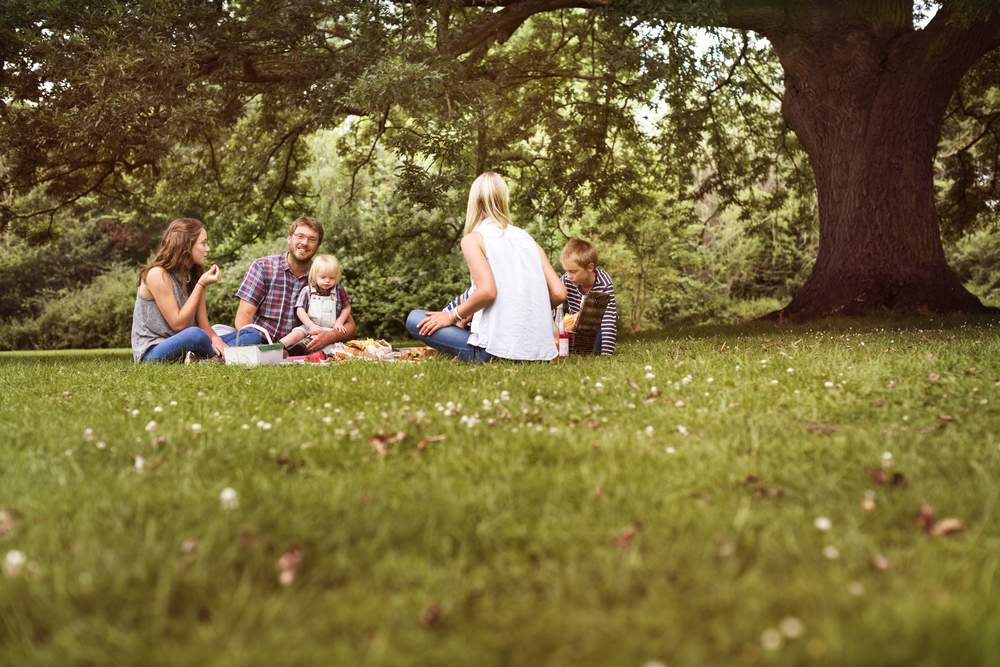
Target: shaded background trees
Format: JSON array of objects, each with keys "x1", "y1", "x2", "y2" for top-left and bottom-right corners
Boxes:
[{"x1": 1, "y1": 1, "x2": 999, "y2": 348}]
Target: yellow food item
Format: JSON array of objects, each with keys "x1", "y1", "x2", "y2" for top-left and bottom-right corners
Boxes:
[{"x1": 563, "y1": 313, "x2": 578, "y2": 332}]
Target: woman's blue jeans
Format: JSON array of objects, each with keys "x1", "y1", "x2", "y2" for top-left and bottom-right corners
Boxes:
[
  {"x1": 142, "y1": 327, "x2": 263, "y2": 363},
  {"x1": 405, "y1": 310, "x2": 493, "y2": 364}
]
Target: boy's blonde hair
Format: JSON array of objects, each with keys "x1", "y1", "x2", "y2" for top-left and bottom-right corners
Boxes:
[
  {"x1": 463, "y1": 172, "x2": 512, "y2": 236},
  {"x1": 308, "y1": 254, "x2": 342, "y2": 285},
  {"x1": 560, "y1": 238, "x2": 598, "y2": 270}
]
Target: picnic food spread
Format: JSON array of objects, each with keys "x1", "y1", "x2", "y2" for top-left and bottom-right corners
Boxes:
[{"x1": 285, "y1": 339, "x2": 434, "y2": 365}]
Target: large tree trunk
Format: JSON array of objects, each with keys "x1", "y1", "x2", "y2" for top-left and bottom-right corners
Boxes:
[{"x1": 761, "y1": 6, "x2": 1000, "y2": 320}]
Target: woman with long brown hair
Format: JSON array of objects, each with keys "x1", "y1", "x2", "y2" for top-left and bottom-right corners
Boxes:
[{"x1": 131, "y1": 218, "x2": 244, "y2": 362}]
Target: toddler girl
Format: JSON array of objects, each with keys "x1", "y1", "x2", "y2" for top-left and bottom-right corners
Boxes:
[{"x1": 281, "y1": 255, "x2": 352, "y2": 354}]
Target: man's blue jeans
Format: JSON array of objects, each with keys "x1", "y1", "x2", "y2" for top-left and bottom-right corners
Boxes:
[
  {"x1": 142, "y1": 327, "x2": 263, "y2": 363},
  {"x1": 405, "y1": 310, "x2": 493, "y2": 364}
]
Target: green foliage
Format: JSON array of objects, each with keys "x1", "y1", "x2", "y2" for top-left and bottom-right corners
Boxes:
[
  {"x1": 0, "y1": 263, "x2": 136, "y2": 351},
  {"x1": 1, "y1": 320, "x2": 1000, "y2": 665},
  {"x1": 945, "y1": 229, "x2": 1000, "y2": 307}
]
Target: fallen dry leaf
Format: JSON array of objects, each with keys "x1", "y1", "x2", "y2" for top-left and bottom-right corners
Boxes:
[
  {"x1": 276, "y1": 545, "x2": 303, "y2": 586},
  {"x1": 918, "y1": 503, "x2": 935, "y2": 532},
  {"x1": 624, "y1": 378, "x2": 641, "y2": 392},
  {"x1": 367, "y1": 430, "x2": 407, "y2": 455},
  {"x1": 416, "y1": 434, "x2": 446, "y2": 450},
  {"x1": 0, "y1": 510, "x2": 17, "y2": 536},
  {"x1": 614, "y1": 518, "x2": 648, "y2": 548},
  {"x1": 420, "y1": 603, "x2": 441, "y2": 627},
  {"x1": 937, "y1": 414, "x2": 957, "y2": 422},
  {"x1": 930, "y1": 517, "x2": 963, "y2": 536},
  {"x1": 865, "y1": 467, "x2": 907, "y2": 486},
  {"x1": 869, "y1": 400, "x2": 884, "y2": 407},
  {"x1": 645, "y1": 388, "x2": 662, "y2": 400},
  {"x1": 593, "y1": 483, "x2": 602, "y2": 498},
  {"x1": 585, "y1": 420, "x2": 601, "y2": 429},
  {"x1": 964, "y1": 367, "x2": 980, "y2": 375},
  {"x1": 928, "y1": 373, "x2": 940, "y2": 383},
  {"x1": 149, "y1": 457, "x2": 169, "y2": 471}
]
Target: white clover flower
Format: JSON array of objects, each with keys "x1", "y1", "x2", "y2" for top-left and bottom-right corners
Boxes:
[
  {"x1": 83, "y1": 428, "x2": 95, "y2": 441},
  {"x1": 444, "y1": 410, "x2": 452, "y2": 417},
  {"x1": 262, "y1": 423, "x2": 272, "y2": 430},
  {"x1": 677, "y1": 425, "x2": 689, "y2": 436},
  {"x1": 402, "y1": 395, "x2": 410, "y2": 402},
  {"x1": 644, "y1": 365, "x2": 652, "y2": 371},
  {"x1": 780, "y1": 617, "x2": 804, "y2": 639},
  {"x1": 848, "y1": 581, "x2": 865, "y2": 596},
  {"x1": 771, "y1": 380, "x2": 779, "y2": 385},
  {"x1": 535, "y1": 395, "x2": 544, "y2": 403},
  {"x1": 153, "y1": 406, "x2": 163, "y2": 413},
  {"x1": 665, "y1": 447, "x2": 676, "y2": 454},
  {"x1": 735, "y1": 365, "x2": 741, "y2": 371},
  {"x1": 675, "y1": 400, "x2": 685, "y2": 407},
  {"x1": 446, "y1": 401, "x2": 455, "y2": 410},
  {"x1": 549, "y1": 427, "x2": 558, "y2": 435},
  {"x1": 645, "y1": 373, "x2": 655, "y2": 381},
  {"x1": 822, "y1": 545, "x2": 840, "y2": 560},
  {"x1": 324, "y1": 403, "x2": 332, "y2": 408},
  {"x1": 220, "y1": 487, "x2": 239, "y2": 510},
  {"x1": 760, "y1": 629, "x2": 783, "y2": 651},
  {"x1": 645, "y1": 426, "x2": 655, "y2": 437},
  {"x1": 134, "y1": 455, "x2": 145, "y2": 471},
  {"x1": 595, "y1": 382, "x2": 603, "y2": 389},
  {"x1": 500, "y1": 390, "x2": 511, "y2": 401},
  {"x1": 824, "y1": 381, "x2": 834, "y2": 388},
  {"x1": 145, "y1": 421, "x2": 157, "y2": 432},
  {"x1": 814, "y1": 516, "x2": 832, "y2": 531},
  {"x1": 169, "y1": 401, "x2": 177, "y2": 406},
  {"x1": 96, "y1": 441, "x2": 106, "y2": 449},
  {"x1": 191, "y1": 423, "x2": 202, "y2": 434},
  {"x1": 787, "y1": 368, "x2": 794, "y2": 374},
  {"x1": 3, "y1": 550, "x2": 26, "y2": 578},
  {"x1": 707, "y1": 377, "x2": 714, "y2": 383},
  {"x1": 650, "y1": 386, "x2": 658, "y2": 394},
  {"x1": 64, "y1": 449, "x2": 72, "y2": 456}
]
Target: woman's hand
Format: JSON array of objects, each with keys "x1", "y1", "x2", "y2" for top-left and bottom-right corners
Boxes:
[
  {"x1": 210, "y1": 331, "x2": 227, "y2": 357},
  {"x1": 199, "y1": 263, "x2": 221, "y2": 287},
  {"x1": 418, "y1": 311, "x2": 455, "y2": 336}
]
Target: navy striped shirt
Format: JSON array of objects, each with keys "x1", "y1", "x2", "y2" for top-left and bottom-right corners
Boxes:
[{"x1": 561, "y1": 269, "x2": 618, "y2": 355}]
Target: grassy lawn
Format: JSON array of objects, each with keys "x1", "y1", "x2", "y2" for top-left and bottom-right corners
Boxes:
[{"x1": 1, "y1": 317, "x2": 999, "y2": 666}]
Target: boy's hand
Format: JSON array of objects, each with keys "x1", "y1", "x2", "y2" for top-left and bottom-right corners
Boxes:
[
  {"x1": 334, "y1": 323, "x2": 347, "y2": 334},
  {"x1": 307, "y1": 325, "x2": 323, "y2": 336}
]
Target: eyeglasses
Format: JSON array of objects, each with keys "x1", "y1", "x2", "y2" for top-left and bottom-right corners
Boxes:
[{"x1": 291, "y1": 233, "x2": 319, "y2": 245}]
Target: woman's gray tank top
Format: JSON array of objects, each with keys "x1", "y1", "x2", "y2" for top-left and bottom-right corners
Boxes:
[{"x1": 131, "y1": 271, "x2": 193, "y2": 362}]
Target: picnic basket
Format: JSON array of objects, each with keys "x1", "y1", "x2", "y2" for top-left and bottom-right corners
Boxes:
[
  {"x1": 223, "y1": 324, "x2": 285, "y2": 366},
  {"x1": 567, "y1": 291, "x2": 611, "y2": 355}
]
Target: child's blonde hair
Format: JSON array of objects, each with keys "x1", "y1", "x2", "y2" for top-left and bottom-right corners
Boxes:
[
  {"x1": 308, "y1": 254, "x2": 342, "y2": 285},
  {"x1": 463, "y1": 172, "x2": 512, "y2": 236},
  {"x1": 560, "y1": 238, "x2": 598, "y2": 271}
]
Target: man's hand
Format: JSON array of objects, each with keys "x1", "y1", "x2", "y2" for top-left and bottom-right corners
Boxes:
[
  {"x1": 307, "y1": 324, "x2": 324, "y2": 336},
  {"x1": 305, "y1": 328, "x2": 337, "y2": 352}
]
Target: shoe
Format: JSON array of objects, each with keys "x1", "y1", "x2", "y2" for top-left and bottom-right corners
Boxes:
[
  {"x1": 285, "y1": 342, "x2": 309, "y2": 357},
  {"x1": 184, "y1": 351, "x2": 196, "y2": 364}
]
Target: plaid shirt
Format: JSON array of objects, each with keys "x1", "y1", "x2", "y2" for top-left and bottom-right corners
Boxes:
[
  {"x1": 294, "y1": 283, "x2": 350, "y2": 318},
  {"x1": 235, "y1": 253, "x2": 308, "y2": 340}
]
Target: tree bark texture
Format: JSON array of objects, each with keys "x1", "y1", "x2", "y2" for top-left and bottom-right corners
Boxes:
[{"x1": 758, "y1": 3, "x2": 1000, "y2": 319}]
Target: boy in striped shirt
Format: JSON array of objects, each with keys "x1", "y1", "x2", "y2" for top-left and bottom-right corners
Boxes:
[{"x1": 559, "y1": 238, "x2": 618, "y2": 355}]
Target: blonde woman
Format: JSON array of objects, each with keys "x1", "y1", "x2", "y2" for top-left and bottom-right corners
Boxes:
[{"x1": 406, "y1": 172, "x2": 566, "y2": 362}]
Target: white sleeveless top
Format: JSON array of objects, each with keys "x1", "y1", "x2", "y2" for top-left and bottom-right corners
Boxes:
[{"x1": 467, "y1": 220, "x2": 557, "y2": 361}]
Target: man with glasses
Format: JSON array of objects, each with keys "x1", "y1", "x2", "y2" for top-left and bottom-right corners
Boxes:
[{"x1": 234, "y1": 217, "x2": 357, "y2": 353}]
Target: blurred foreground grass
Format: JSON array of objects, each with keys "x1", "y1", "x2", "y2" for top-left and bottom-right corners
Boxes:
[{"x1": 1, "y1": 317, "x2": 999, "y2": 666}]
